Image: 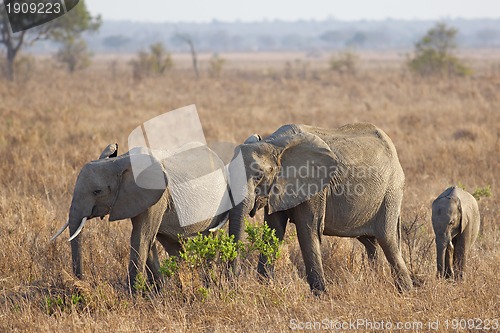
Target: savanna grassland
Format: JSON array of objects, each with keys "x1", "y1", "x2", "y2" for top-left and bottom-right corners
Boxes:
[{"x1": 0, "y1": 53, "x2": 499, "y2": 332}]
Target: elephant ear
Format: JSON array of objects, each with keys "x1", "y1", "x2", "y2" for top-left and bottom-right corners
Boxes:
[
  {"x1": 455, "y1": 189, "x2": 478, "y2": 234},
  {"x1": 108, "y1": 152, "x2": 166, "y2": 221},
  {"x1": 268, "y1": 132, "x2": 337, "y2": 214}
]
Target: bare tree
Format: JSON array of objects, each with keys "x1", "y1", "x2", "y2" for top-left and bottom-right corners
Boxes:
[
  {"x1": 175, "y1": 33, "x2": 199, "y2": 78},
  {"x1": 0, "y1": 0, "x2": 100, "y2": 80},
  {"x1": 0, "y1": 4, "x2": 52, "y2": 80}
]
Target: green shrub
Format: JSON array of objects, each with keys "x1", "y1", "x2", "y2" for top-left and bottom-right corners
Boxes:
[
  {"x1": 208, "y1": 53, "x2": 225, "y2": 78},
  {"x1": 44, "y1": 292, "x2": 86, "y2": 315},
  {"x1": 133, "y1": 272, "x2": 148, "y2": 293},
  {"x1": 329, "y1": 50, "x2": 358, "y2": 75},
  {"x1": 71, "y1": 293, "x2": 83, "y2": 306},
  {"x1": 130, "y1": 42, "x2": 173, "y2": 79},
  {"x1": 55, "y1": 36, "x2": 92, "y2": 73},
  {"x1": 45, "y1": 295, "x2": 64, "y2": 315},
  {"x1": 159, "y1": 256, "x2": 179, "y2": 278},
  {"x1": 159, "y1": 221, "x2": 283, "y2": 296},
  {"x1": 408, "y1": 22, "x2": 472, "y2": 77},
  {"x1": 179, "y1": 232, "x2": 243, "y2": 267},
  {"x1": 244, "y1": 221, "x2": 282, "y2": 265},
  {"x1": 472, "y1": 185, "x2": 492, "y2": 201}
]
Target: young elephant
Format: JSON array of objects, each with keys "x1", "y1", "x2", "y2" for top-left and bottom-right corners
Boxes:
[
  {"x1": 432, "y1": 186, "x2": 480, "y2": 280},
  {"x1": 51, "y1": 144, "x2": 229, "y2": 288}
]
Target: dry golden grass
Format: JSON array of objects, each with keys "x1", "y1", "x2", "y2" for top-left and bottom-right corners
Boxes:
[{"x1": 0, "y1": 54, "x2": 499, "y2": 332}]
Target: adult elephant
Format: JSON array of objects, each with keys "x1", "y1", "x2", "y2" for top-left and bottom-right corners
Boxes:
[
  {"x1": 51, "y1": 143, "x2": 229, "y2": 288},
  {"x1": 227, "y1": 123, "x2": 413, "y2": 293}
]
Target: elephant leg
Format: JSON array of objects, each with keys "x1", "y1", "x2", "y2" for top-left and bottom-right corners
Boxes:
[
  {"x1": 290, "y1": 200, "x2": 326, "y2": 294},
  {"x1": 156, "y1": 233, "x2": 182, "y2": 257},
  {"x1": 376, "y1": 201, "x2": 412, "y2": 292},
  {"x1": 155, "y1": 234, "x2": 183, "y2": 290},
  {"x1": 357, "y1": 236, "x2": 378, "y2": 265},
  {"x1": 452, "y1": 235, "x2": 467, "y2": 281},
  {"x1": 378, "y1": 235, "x2": 413, "y2": 292},
  {"x1": 128, "y1": 214, "x2": 161, "y2": 291},
  {"x1": 145, "y1": 243, "x2": 163, "y2": 285},
  {"x1": 257, "y1": 209, "x2": 288, "y2": 280}
]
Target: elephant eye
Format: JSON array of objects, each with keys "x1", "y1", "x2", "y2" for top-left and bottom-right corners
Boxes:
[
  {"x1": 93, "y1": 189, "x2": 103, "y2": 196},
  {"x1": 448, "y1": 219, "x2": 454, "y2": 225}
]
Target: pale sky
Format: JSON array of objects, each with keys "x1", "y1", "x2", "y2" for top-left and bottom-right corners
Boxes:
[{"x1": 85, "y1": 0, "x2": 500, "y2": 22}]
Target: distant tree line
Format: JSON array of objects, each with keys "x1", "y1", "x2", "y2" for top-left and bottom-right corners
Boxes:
[{"x1": 90, "y1": 19, "x2": 500, "y2": 54}]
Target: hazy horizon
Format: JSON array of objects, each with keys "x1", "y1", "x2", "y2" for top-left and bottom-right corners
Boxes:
[{"x1": 85, "y1": 0, "x2": 500, "y2": 23}]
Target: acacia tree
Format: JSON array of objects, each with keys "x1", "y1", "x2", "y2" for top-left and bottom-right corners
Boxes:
[
  {"x1": 408, "y1": 22, "x2": 471, "y2": 76},
  {"x1": 0, "y1": 0, "x2": 100, "y2": 80},
  {"x1": 55, "y1": 35, "x2": 91, "y2": 73}
]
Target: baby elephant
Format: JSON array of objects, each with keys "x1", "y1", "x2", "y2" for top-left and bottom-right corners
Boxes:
[{"x1": 432, "y1": 186, "x2": 480, "y2": 280}]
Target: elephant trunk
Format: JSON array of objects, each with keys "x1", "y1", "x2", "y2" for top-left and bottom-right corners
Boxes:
[
  {"x1": 436, "y1": 242, "x2": 446, "y2": 278},
  {"x1": 68, "y1": 203, "x2": 89, "y2": 279},
  {"x1": 229, "y1": 199, "x2": 250, "y2": 242},
  {"x1": 436, "y1": 237, "x2": 454, "y2": 279},
  {"x1": 228, "y1": 196, "x2": 251, "y2": 277}
]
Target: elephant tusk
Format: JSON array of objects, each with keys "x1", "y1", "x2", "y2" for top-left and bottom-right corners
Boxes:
[
  {"x1": 448, "y1": 240, "x2": 454, "y2": 250},
  {"x1": 49, "y1": 219, "x2": 70, "y2": 241},
  {"x1": 209, "y1": 219, "x2": 228, "y2": 232},
  {"x1": 68, "y1": 217, "x2": 88, "y2": 242}
]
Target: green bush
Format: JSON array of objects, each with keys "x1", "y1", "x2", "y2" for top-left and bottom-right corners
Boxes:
[
  {"x1": 44, "y1": 293, "x2": 84, "y2": 315},
  {"x1": 159, "y1": 221, "x2": 282, "y2": 295},
  {"x1": 244, "y1": 221, "x2": 282, "y2": 265},
  {"x1": 408, "y1": 22, "x2": 472, "y2": 77},
  {"x1": 174, "y1": 232, "x2": 243, "y2": 293},
  {"x1": 55, "y1": 36, "x2": 92, "y2": 73},
  {"x1": 133, "y1": 272, "x2": 148, "y2": 293},
  {"x1": 179, "y1": 232, "x2": 243, "y2": 267},
  {"x1": 45, "y1": 296, "x2": 64, "y2": 315},
  {"x1": 472, "y1": 185, "x2": 492, "y2": 201},
  {"x1": 159, "y1": 256, "x2": 179, "y2": 278},
  {"x1": 208, "y1": 53, "x2": 226, "y2": 78},
  {"x1": 130, "y1": 42, "x2": 173, "y2": 79},
  {"x1": 329, "y1": 50, "x2": 358, "y2": 75}
]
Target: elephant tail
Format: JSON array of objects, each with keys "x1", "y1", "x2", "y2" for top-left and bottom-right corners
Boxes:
[{"x1": 397, "y1": 214, "x2": 402, "y2": 252}]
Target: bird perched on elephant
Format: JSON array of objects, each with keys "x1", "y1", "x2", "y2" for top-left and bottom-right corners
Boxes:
[
  {"x1": 51, "y1": 143, "x2": 230, "y2": 288},
  {"x1": 227, "y1": 123, "x2": 413, "y2": 293},
  {"x1": 432, "y1": 186, "x2": 480, "y2": 280}
]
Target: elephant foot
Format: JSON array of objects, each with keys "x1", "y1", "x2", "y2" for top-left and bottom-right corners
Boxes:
[
  {"x1": 256, "y1": 272, "x2": 274, "y2": 286},
  {"x1": 395, "y1": 274, "x2": 413, "y2": 293},
  {"x1": 310, "y1": 284, "x2": 327, "y2": 297},
  {"x1": 307, "y1": 275, "x2": 327, "y2": 295},
  {"x1": 229, "y1": 258, "x2": 242, "y2": 278},
  {"x1": 257, "y1": 258, "x2": 276, "y2": 280},
  {"x1": 454, "y1": 271, "x2": 464, "y2": 282},
  {"x1": 445, "y1": 270, "x2": 455, "y2": 280}
]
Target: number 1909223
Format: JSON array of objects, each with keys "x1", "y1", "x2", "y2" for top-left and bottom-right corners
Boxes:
[
  {"x1": 5, "y1": 1, "x2": 62, "y2": 14},
  {"x1": 444, "y1": 318, "x2": 499, "y2": 330}
]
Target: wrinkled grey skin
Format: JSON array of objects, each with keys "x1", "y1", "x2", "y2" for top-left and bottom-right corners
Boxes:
[
  {"x1": 54, "y1": 144, "x2": 228, "y2": 288},
  {"x1": 432, "y1": 186, "x2": 480, "y2": 280},
  {"x1": 228, "y1": 123, "x2": 412, "y2": 293}
]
